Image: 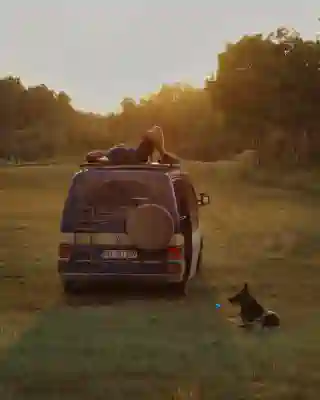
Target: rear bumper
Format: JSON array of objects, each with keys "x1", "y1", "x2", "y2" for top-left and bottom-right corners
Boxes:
[
  {"x1": 58, "y1": 260, "x2": 184, "y2": 283},
  {"x1": 60, "y1": 273, "x2": 182, "y2": 284}
]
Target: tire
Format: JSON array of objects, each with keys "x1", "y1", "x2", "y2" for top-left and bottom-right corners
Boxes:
[
  {"x1": 181, "y1": 215, "x2": 193, "y2": 280},
  {"x1": 196, "y1": 239, "x2": 203, "y2": 274},
  {"x1": 171, "y1": 280, "x2": 188, "y2": 296},
  {"x1": 126, "y1": 204, "x2": 174, "y2": 250},
  {"x1": 62, "y1": 279, "x2": 79, "y2": 295},
  {"x1": 172, "y1": 246, "x2": 191, "y2": 297}
]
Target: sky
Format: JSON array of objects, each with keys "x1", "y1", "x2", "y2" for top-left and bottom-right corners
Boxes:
[{"x1": 0, "y1": 1, "x2": 319, "y2": 113}]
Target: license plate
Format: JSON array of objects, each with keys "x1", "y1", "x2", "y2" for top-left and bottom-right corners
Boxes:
[{"x1": 101, "y1": 250, "x2": 138, "y2": 260}]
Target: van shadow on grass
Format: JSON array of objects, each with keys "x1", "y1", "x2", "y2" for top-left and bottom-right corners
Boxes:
[
  {"x1": 0, "y1": 268, "x2": 255, "y2": 400},
  {"x1": 61, "y1": 274, "x2": 217, "y2": 308}
]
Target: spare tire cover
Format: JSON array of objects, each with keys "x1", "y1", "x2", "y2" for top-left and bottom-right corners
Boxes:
[{"x1": 126, "y1": 204, "x2": 174, "y2": 250}]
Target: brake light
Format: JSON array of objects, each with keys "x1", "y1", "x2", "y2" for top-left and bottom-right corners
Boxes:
[
  {"x1": 167, "y1": 247, "x2": 182, "y2": 261},
  {"x1": 59, "y1": 243, "x2": 72, "y2": 260}
]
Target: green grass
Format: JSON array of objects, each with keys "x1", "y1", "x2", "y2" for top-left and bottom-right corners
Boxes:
[{"x1": 0, "y1": 162, "x2": 320, "y2": 399}]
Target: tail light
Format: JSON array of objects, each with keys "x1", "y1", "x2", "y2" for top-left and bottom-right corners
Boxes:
[
  {"x1": 167, "y1": 247, "x2": 183, "y2": 273},
  {"x1": 167, "y1": 246, "x2": 182, "y2": 261},
  {"x1": 59, "y1": 243, "x2": 72, "y2": 260}
]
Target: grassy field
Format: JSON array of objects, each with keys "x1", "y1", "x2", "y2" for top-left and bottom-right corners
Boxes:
[{"x1": 0, "y1": 161, "x2": 319, "y2": 399}]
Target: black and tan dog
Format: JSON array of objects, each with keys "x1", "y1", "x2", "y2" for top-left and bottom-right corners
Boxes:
[{"x1": 228, "y1": 283, "x2": 280, "y2": 328}]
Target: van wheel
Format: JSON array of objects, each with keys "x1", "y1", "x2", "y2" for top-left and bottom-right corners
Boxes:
[
  {"x1": 196, "y1": 240, "x2": 203, "y2": 274},
  {"x1": 62, "y1": 280, "x2": 79, "y2": 294},
  {"x1": 171, "y1": 280, "x2": 188, "y2": 297}
]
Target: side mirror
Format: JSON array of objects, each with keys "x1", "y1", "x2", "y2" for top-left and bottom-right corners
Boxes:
[{"x1": 197, "y1": 192, "x2": 210, "y2": 206}]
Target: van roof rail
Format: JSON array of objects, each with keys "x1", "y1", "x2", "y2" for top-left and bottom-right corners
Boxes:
[{"x1": 79, "y1": 161, "x2": 181, "y2": 172}]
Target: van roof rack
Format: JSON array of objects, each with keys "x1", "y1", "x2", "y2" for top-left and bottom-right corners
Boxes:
[{"x1": 79, "y1": 161, "x2": 181, "y2": 172}]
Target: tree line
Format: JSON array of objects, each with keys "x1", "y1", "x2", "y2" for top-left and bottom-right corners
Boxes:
[{"x1": 0, "y1": 26, "x2": 319, "y2": 167}]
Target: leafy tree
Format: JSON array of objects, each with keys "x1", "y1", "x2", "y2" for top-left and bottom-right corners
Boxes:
[{"x1": 0, "y1": 26, "x2": 320, "y2": 166}]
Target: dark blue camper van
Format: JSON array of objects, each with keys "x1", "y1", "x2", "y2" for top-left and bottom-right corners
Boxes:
[{"x1": 58, "y1": 162, "x2": 210, "y2": 295}]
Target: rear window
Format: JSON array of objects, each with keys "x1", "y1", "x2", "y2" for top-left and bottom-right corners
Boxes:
[{"x1": 60, "y1": 169, "x2": 177, "y2": 232}]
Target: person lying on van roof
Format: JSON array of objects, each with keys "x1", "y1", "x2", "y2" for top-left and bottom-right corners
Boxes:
[{"x1": 86, "y1": 125, "x2": 180, "y2": 165}]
